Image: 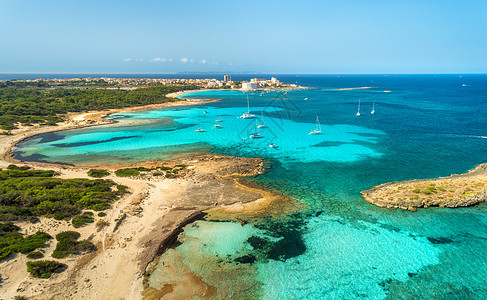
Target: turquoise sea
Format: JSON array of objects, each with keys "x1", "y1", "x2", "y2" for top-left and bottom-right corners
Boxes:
[{"x1": 14, "y1": 74, "x2": 487, "y2": 298}]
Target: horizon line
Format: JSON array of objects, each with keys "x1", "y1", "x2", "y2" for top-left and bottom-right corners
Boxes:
[{"x1": 1, "y1": 72, "x2": 487, "y2": 75}]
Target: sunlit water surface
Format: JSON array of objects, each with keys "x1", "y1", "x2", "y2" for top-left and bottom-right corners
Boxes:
[{"x1": 15, "y1": 75, "x2": 487, "y2": 298}]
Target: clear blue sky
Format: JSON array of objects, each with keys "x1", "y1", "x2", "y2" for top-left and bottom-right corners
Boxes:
[{"x1": 1, "y1": 0, "x2": 486, "y2": 74}]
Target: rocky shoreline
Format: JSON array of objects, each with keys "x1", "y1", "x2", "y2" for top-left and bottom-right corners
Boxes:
[{"x1": 361, "y1": 164, "x2": 487, "y2": 211}]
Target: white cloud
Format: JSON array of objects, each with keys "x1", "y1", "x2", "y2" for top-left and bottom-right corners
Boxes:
[
  {"x1": 180, "y1": 57, "x2": 189, "y2": 63},
  {"x1": 190, "y1": 59, "x2": 194, "y2": 63},
  {"x1": 168, "y1": 58, "x2": 173, "y2": 62},
  {"x1": 229, "y1": 62, "x2": 233, "y2": 66},
  {"x1": 135, "y1": 58, "x2": 144, "y2": 62},
  {"x1": 151, "y1": 57, "x2": 167, "y2": 62},
  {"x1": 200, "y1": 59, "x2": 207, "y2": 64},
  {"x1": 123, "y1": 58, "x2": 132, "y2": 62}
]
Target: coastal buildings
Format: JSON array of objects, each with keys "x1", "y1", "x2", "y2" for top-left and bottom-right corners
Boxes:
[
  {"x1": 241, "y1": 82, "x2": 258, "y2": 91},
  {"x1": 0, "y1": 76, "x2": 295, "y2": 91},
  {"x1": 240, "y1": 77, "x2": 283, "y2": 91},
  {"x1": 207, "y1": 80, "x2": 223, "y2": 88}
]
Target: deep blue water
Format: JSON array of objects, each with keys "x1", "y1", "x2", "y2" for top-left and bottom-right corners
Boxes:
[{"x1": 14, "y1": 74, "x2": 487, "y2": 298}]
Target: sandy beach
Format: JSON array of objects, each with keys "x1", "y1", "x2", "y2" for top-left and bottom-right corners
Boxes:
[{"x1": 0, "y1": 96, "x2": 300, "y2": 299}]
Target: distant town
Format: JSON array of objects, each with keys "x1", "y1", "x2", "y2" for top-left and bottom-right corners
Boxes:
[{"x1": 0, "y1": 75, "x2": 303, "y2": 91}]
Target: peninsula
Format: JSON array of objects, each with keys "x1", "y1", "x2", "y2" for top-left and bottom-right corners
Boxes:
[{"x1": 361, "y1": 164, "x2": 487, "y2": 211}]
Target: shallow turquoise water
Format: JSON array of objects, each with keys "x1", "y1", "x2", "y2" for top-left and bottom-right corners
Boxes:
[{"x1": 14, "y1": 75, "x2": 487, "y2": 298}]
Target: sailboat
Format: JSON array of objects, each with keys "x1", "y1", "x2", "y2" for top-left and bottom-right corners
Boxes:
[
  {"x1": 371, "y1": 101, "x2": 375, "y2": 114},
  {"x1": 250, "y1": 119, "x2": 262, "y2": 138},
  {"x1": 239, "y1": 95, "x2": 255, "y2": 119},
  {"x1": 257, "y1": 111, "x2": 266, "y2": 128},
  {"x1": 356, "y1": 99, "x2": 361, "y2": 116},
  {"x1": 309, "y1": 116, "x2": 322, "y2": 135}
]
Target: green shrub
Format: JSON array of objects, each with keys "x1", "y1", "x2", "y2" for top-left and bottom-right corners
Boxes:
[
  {"x1": 0, "y1": 228, "x2": 51, "y2": 261},
  {"x1": 96, "y1": 220, "x2": 109, "y2": 230},
  {"x1": 438, "y1": 187, "x2": 446, "y2": 191},
  {"x1": 52, "y1": 230, "x2": 95, "y2": 259},
  {"x1": 0, "y1": 222, "x2": 20, "y2": 234},
  {"x1": 72, "y1": 212, "x2": 94, "y2": 228},
  {"x1": 88, "y1": 169, "x2": 110, "y2": 178},
  {"x1": 0, "y1": 227, "x2": 51, "y2": 261},
  {"x1": 422, "y1": 190, "x2": 432, "y2": 195},
  {"x1": 0, "y1": 173, "x2": 121, "y2": 222},
  {"x1": 114, "y1": 168, "x2": 139, "y2": 177},
  {"x1": 56, "y1": 231, "x2": 80, "y2": 241},
  {"x1": 117, "y1": 185, "x2": 128, "y2": 194},
  {"x1": 174, "y1": 164, "x2": 187, "y2": 169},
  {"x1": 7, "y1": 165, "x2": 30, "y2": 171},
  {"x1": 412, "y1": 189, "x2": 421, "y2": 193},
  {"x1": 152, "y1": 172, "x2": 163, "y2": 176},
  {"x1": 159, "y1": 166, "x2": 172, "y2": 171},
  {"x1": 14, "y1": 296, "x2": 27, "y2": 300},
  {"x1": 26, "y1": 260, "x2": 67, "y2": 278},
  {"x1": 91, "y1": 203, "x2": 111, "y2": 211},
  {"x1": 27, "y1": 251, "x2": 44, "y2": 259},
  {"x1": 137, "y1": 167, "x2": 151, "y2": 172},
  {"x1": 97, "y1": 212, "x2": 106, "y2": 217}
]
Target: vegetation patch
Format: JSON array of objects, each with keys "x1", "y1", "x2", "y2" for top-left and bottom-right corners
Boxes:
[
  {"x1": 88, "y1": 169, "x2": 110, "y2": 178},
  {"x1": 52, "y1": 231, "x2": 95, "y2": 259},
  {"x1": 0, "y1": 85, "x2": 192, "y2": 129},
  {"x1": 26, "y1": 260, "x2": 67, "y2": 278},
  {"x1": 72, "y1": 212, "x2": 94, "y2": 228},
  {"x1": 114, "y1": 168, "x2": 140, "y2": 177},
  {"x1": 0, "y1": 165, "x2": 127, "y2": 222},
  {"x1": 27, "y1": 251, "x2": 44, "y2": 259},
  {"x1": 95, "y1": 220, "x2": 110, "y2": 230},
  {"x1": 0, "y1": 223, "x2": 51, "y2": 261}
]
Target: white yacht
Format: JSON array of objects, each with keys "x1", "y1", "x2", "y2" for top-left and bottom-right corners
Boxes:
[
  {"x1": 309, "y1": 116, "x2": 322, "y2": 135},
  {"x1": 239, "y1": 95, "x2": 255, "y2": 119}
]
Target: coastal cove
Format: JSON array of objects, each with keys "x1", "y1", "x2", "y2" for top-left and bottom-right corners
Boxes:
[
  {"x1": 0, "y1": 96, "x2": 297, "y2": 299},
  {"x1": 4, "y1": 74, "x2": 487, "y2": 299}
]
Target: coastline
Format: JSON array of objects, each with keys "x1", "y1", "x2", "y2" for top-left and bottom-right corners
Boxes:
[
  {"x1": 361, "y1": 164, "x2": 487, "y2": 211},
  {"x1": 1, "y1": 97, "x2": 219, "y2": 168},
  {"x1": 0, "y1": 91, "x2": 303, "y2": 299}
]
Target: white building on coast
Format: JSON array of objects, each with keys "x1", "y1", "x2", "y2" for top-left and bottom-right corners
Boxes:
[{"x1": 241, "y1": 82, "x2": 258, "y2": 91}]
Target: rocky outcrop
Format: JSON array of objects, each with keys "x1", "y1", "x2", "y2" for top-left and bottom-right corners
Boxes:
[{"x1": 361, "y1": 164, "x2": 487, "y2": 210}]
